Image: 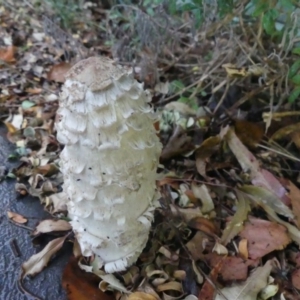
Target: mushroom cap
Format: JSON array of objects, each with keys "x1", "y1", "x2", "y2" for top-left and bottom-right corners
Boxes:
[{"x1": 65, "y1": 57, "x2": 132, "y2": 91}]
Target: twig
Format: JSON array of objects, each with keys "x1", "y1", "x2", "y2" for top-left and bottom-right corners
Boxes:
[
  {"x1": 9, "y1": 219, "x2": 33, "y2": 231},
  {"x1": 9, "y1": 239, "x2": 21, "y2": 257},
  {"x1": 17, "y1": 277, "x2": 43, "y2": 300}
]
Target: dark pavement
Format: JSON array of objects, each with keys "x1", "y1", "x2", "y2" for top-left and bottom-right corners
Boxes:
[{"x1": 0, "y1": 125, "x2": 70, "y2": 300}]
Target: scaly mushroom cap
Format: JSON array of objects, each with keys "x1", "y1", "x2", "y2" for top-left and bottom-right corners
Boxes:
[{"x1": 56, "y1": 57, "x2": 162, "y2": 273}]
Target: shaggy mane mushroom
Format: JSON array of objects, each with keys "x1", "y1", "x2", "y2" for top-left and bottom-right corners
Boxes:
[{"x1": 55, "y1": 57, "x2": 162, "y2": 273}]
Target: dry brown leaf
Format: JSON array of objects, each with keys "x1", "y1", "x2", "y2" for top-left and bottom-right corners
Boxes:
[
  {"x1": 62, "y1": 256, "x2": 113, "y2": 300},
  {"x1": 0, "y1": 45, "x2": 16, "y2": 63},
  {"x1": 261, "y1": 203, "x2": 300, "y2": 246},
  {"x1": 156, "y1": 281, "x2": 182, "y2": 293},
  {"x1": 161, "y1": 125, "x2": 193, "y2": 160},
  {"x1": 195, "y1": 136, "x2": 220, "y2": 177},
  {"x1": 238, "y1": 239, "x2": 248, "y2": 260},
  {"x1": 291, "y1": 130, "x2": 300, "y2": 149},
  {"x1": 186, "y1": 231, "x2": 211, "y2": 261},
  {"x1": 170, "y1": 204, "x2": 203, "y2": 223},
  {"x1": 25, "y1": 87, "x2": 43, "y2": 94},
  {"x1": 32, "y1": 219, "x2": 72, "y2": 236},
  {"x1": 21, "y1": 235, "x2": 68, "y2": 278},
  {"x1": 7, "y1": 211, "x2": 27, "y2": 224},
  {"x1": 33, "y1": 163, "x2": 59, "y2": 177},
  {"x1": 223, "y1": 127, "x2": 291, "y2": 206},
  {"x1": 270, "y1": 122, "x2": 300, "y2": 141},
  {"x1": 47, "y1": 192, "x2": 68, "y2": 214},
  {"x1": 286, "y1": 181, "x2": 300, "y2": 229},
  {"x1": 221, "y1": 190, "x2": 251, "y2": 245},
  {"x1": 128, "y1": 292, "x2": 158, "y2": 300},
  {"x1": 47, "y1": 62, "x2": 72, "y2": 83},
  {"x1": 291, "y1": 268, "x2": 300, "y2": 290},
  {"x1": 73, "y1": 238, "x2": 82, "y2": 258},
  {"x1": 191, "y1": 183, "x2": 215, "y2": 214},
  {"x1": 204, "y1": 253, "x2": 259, "y2": 282},
  {"x1": 215, "y1": 260, "x2": 273, "y2": 300},
  {"x1": 165, "y1": 102, "x2": 197, "y2": 115},
  {"x1": 198, "y1": 256, "x2": 223, "y2": 300},
  {"x1": 234, "y1": 120, "x2": 264, "y2": 148},
  {"x1": 239, "y1": 217, "x2": 291, "y2": 259},
  {"x1": 188, "y1": 217, "x2": 217, "y2": 235},
  {"x1": 239, "y1": 185, "x2": 293, "y2": 218},
  {"x1": 222, "y1": 63, "x2": 248, "y2": 77}
]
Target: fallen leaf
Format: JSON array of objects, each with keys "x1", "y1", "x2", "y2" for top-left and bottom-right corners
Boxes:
[
  {"x1": 195, "y1": 136, "x2": 220, "y2": 177},
  {"x1": 223, "y1": 127, "x2": 290, "y2": 205},
  {"x1": 286, "y1": 181, "x2": 300, "y2": 228},
  {"x1": 47, "y1": 192, "x2": 68, "y2": 214},
  {"x1": 198, "y1": 257, "x2": 223, "y2": 300},
  {"x1": 291, "y1": 130, "x2": 300, "y2": 149},
  {"x1": 21, "y1": 100, "x2": 36, "y2": 110},
  {"x1": 161, "y1": 125, "x2": 193, "y2": 160},
  {"x1": 47, "y1": 62, "x2": 72, "y2": 83},
  {"x1": 128, "y1": 292, "x2": 158, "y2": 300},
  {"x1": 270, "y1": 122, "x2": 300, "y2": 141},
  {"x1": 291, "y1": 268, "x2": 300, "y2": 290},
  {"x1": 215, "y1": 260, "x2": 273, "y2": 300},
  {"x1": 186, "y1": 231, "x2": 211, "y2": 261},
  {"x1": 25, "y1": 87, "x2": 43, "y2": 94},
  {"x1": 239, "y1": 217, "x2": 291, "y2": 259},
  {"x1": 222, "y1": 63, "x2": 248, "y2": 77},
  {"x1": 33, "y1": 163, "x2": 59, "y2": 177},
  {"x1": 261, "y1": 203, "x2": 300, "y2": 247},
  {"x1": 221, "y1": 190, "x2": 251, "y2": 245},
  {"x1": 165, "y1": 102, "x2": 197, "y2": 115},
  {"x1": 238, "y1": 239, "x2": 248, "y2": 260},
  {"x1": 62, "y1": 256, "x2": 113, "y2": 300},
  {"x1": 191, "y1": 183, "x2": 215, "y2": 214},
  {"x1": 32, "y1": 219, "x2": 72, "y2": 236},
  {"x1": 0, "y1": 45, "x2": 16, "y2": 63},
  {"x1": 234, "y1": 120, "x2": 264, "y2": 148},
  {"x1": 239, "y1": 185, "x2": 293, "y2": 219},
  {"x1": 205, "y1": 253, "x2": 259, "y2": 282},
  {"x1": 156, "y1": 281, "x2": 182, "y2": 293},
  {"x1": 22, "y1": 235, "x2": 68, "y2": 278},
  {"x1": 7, "y1": 211, "x2": 27, "y2": 224},
  {"x1": 188, "y1": 217, "x2": 217, "y2": 235}
]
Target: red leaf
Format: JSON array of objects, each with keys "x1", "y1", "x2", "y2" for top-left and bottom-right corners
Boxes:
[{"x1": 62, "y1": 256, "x2": 114, "y2": 300}]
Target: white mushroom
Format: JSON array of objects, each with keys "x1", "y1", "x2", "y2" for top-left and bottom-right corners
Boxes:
[{"x1": 56, "y1": 57, "x2": 162, "y2": 273}]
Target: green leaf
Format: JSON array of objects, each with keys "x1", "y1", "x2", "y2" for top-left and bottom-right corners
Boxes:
[
  {"x1": 288, "y1": 87, "x2": 300, "y2": 103},
  {"x1": 6, "y1": 172, "x2": 16, "y2": 179},
  {"x1": 289, "y1": 60, "x2": 300, "y2": 78},
  {"x1": 262, "y1": 9, "x2": 278, "y2": 35},
  {"x1": 8, "y1": 153, "x2": 19, "y2": 160},
  {"x1": 279, "y1": 0, "x2": 295, "y2": 11},
  {"x1": 292, "y1": 48, "x2": 300, "y2": 55},
  {"x1": 291, "y1": 74, "x2": 300, "y2": 85},
  {"x1": 178, "y1": 97, "x2": 198, "y2": 111},
  {"x1": 252, "y1": 3, "x2": 269, "y2": 17},
  {"x1": 170, "y1": 80, "x2": 185, "y2": 93},
  {"x1": 21, "y1": 100, "x2": 35, "y2": 110}
]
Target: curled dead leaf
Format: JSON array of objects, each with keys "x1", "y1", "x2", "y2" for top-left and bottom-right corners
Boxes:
[
  {"x1": 128, "y1": 292, "x2": 158, "y2": 300},
  {"x1": 7, "y1": 211, "x2": 27, "y2": 224},
  {"x1": 32, "y1": 219, "x2": 72, "y2": 236},
  {"x1": 22, "y1": 235, "x2": 68, "y2": 278}
]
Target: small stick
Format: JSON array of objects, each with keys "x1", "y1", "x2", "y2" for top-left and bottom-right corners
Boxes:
[{"x1": 9, "y1": 239, "x2": 21, "y2": 257}]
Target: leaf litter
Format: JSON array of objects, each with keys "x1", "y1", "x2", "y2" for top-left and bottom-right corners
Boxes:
[{"x1": 1, "y1": 0, "x2": 300, "y2": 300}]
